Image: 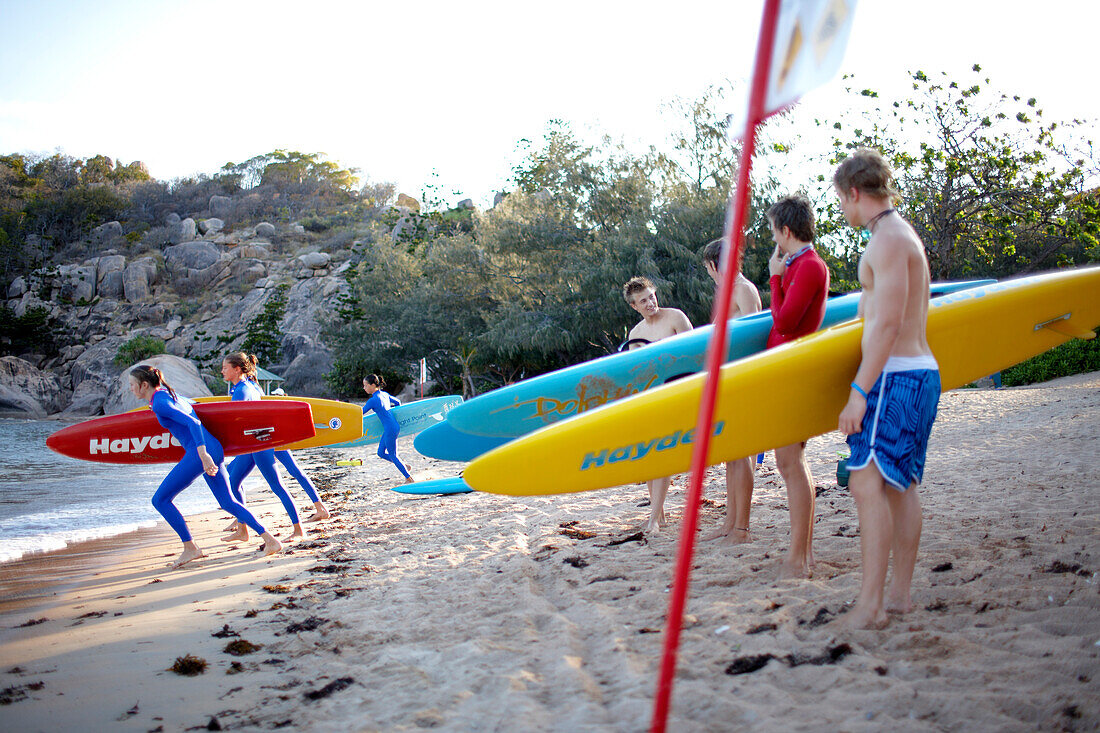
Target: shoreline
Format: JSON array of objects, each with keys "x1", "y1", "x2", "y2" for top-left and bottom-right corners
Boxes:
[{"x1": 1, "y1": 378, "x2": 1098, "y2": 730}]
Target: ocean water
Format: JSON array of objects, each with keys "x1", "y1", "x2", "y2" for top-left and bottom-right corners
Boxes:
[{"x1": 0, "y1": 418, "x2": 223, "y2": 563}]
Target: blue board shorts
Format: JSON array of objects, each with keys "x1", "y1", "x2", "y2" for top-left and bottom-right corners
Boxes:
[{"x1": 846, "y1": 355, "x2": 941, "y2": 491}]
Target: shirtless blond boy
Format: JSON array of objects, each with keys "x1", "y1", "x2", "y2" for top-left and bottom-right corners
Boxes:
[
  {"x1": 834, "y1": 148, "x2": 941, "y2": 630},
  {"x1": 698, "y1": 239, "x2": 763, "y2": 544},
  {"x1": 623, "y1": 276, "x2": 693, "y2": 533}
]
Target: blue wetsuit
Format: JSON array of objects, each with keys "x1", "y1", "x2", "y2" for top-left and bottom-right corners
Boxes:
[
  {"x1": 148, "y1": 388, "x2": 266, "y2": 541},
  {"x1": 273, "y1": 450, "x2": 321, "y2": 503},
  {"x1": 364, "y1": 390, "x2": 411, "y2": 479},
  {"x1": 225, "y1": 379, "x2": 301, "y2": 524}
]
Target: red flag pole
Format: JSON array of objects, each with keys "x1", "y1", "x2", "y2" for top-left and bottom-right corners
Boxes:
[{"x1": 650, "y1": 1, "x2": 782, "y2": 730}]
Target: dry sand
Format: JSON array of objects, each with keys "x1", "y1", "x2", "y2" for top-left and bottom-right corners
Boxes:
[{"x1": 1, "y1": 373, "x2": 1098, "y2": 732}]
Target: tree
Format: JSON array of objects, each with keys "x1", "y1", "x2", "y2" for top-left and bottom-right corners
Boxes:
[{"x1": 822, "y1": 65, "x2": 1099, "y2": 280}]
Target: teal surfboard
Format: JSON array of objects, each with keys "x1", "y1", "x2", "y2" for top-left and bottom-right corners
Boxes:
[
  {"x1": 446, "y1": 280, "x2": 994, "y2": 438},
  {"x1": 413, "y1": 421, "x2": 512, "y2": 462},
  {"x1": 333, "y1": 395, "x2": 462, "y2": 448},
  {"x1": 391, "y1": 476, "x2": 474, "y2": 495}
]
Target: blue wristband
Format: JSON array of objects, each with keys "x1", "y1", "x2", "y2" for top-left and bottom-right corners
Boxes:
[{"x1": 850, "y1": 382, "x2": 868, "y2": 399}]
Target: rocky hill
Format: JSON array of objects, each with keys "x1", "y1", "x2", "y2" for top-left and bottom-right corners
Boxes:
[{"x1": 1, "y1": 197, "x2": 361, "y2": 418}]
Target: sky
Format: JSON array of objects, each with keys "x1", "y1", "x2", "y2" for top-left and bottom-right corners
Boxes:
[{"x1": 1, "y1": 0, "x2": 1097, "y2": 209}]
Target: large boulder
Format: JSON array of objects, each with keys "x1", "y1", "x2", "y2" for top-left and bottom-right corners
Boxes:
[
  {"x1": 168, "y1": 217, "x2": 197, "y2": 244},
  {"x1": 199, "y1": 218, "x2": 224, "y2": 235},
  {"x1": 103, "y1": 354, "x2": 211, "y2": 415},
  {"x1": 58, "y1": 264, "x2": 97, "y2": 304},
  {"x1": 123, "y1": 259, "x2": 157, "y2": 303},
  {"x1": 254, "y1": 222, "x2": 276, "y2": 238},
  {"x1": 164, "y1": 241, "x2": 227, "y2": 294},
  {"x1": 209, "y1": 195, "x2": 232, "y2": 219},
  {"x1": 0, "y1": 355, "x2": 65, "y2": 417},
  {"x1": 91, "y1": 221, "x2": 123, "y2": 244},
  {"x1": 396, "y1": 193, "x2": 420, "y2": 212},
  {"x1": 7, "y1": 276, "x2": 27, "y2": 299},
  {"x1": 298, "y1": 251, "x2": 331, "y2": 269}
]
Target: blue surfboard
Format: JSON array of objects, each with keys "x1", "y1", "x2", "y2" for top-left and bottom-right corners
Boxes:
[
  {"x1": 333, "y1": 395, "x2": 462, "y2": 449},
  {"x1": 391, "y1": 476, "x2": 474, "y2": 495},
  {"x1": 446, "y1": 280, "x2": 994, "y2": 438},
  {"x1": 413, "y1": 421, "x2": 512, "y2": 462}
]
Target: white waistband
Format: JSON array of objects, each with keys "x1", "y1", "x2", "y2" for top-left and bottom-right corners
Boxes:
[{"x1": 883, "y1": 354, "x2": 939, "y2": 373}]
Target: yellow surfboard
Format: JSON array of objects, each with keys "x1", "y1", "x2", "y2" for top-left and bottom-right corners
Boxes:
[
  {"x1": 464, "y1": 267, "x2": 1100, "y2": 495},
  {"x1": 180, "y1": 395, "x2": 362, "y2": 451}
]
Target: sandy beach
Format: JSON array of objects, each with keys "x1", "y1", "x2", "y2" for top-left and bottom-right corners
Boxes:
[{"x1": 1, "y1": 373, "x2": 1098, "y2": 731}]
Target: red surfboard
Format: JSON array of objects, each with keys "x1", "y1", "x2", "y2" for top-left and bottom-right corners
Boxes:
[{"x1": 46, "y1": 401, "x2": 317, "y2": 464}]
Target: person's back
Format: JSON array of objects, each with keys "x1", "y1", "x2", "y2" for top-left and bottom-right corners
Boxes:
[{"x1": 857, "y1": 213, "x2": 931, "y2": 358}]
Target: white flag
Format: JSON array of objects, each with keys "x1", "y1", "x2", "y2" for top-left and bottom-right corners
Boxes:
[{"x1": 765, "y1": 0, "x2": 857, "y2": 114}]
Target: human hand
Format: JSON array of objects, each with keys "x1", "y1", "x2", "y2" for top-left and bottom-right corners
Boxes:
[
  {"x1": 201, "y1": 453, "x2": 218, "y2": 476},
  {"x1": 838, "y1": 392, "x2": 866, "y2": 435},
  {"x1": 704, "y1": 259, "x2": 721, "y2": 285},
  {"x1": 768, "y1": 246, "x2": 786, "y2": 278}
]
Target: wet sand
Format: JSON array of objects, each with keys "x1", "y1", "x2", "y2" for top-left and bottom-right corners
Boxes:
[{"x1": 1, "y1": 374, "x2": 1097, "y2": 731}]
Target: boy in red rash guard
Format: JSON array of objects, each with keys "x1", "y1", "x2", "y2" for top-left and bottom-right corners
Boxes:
[{"x1": 765, "y1": 193, "x2": 830, "y2": 579}]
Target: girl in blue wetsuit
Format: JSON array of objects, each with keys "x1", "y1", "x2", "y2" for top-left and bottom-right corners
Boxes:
[
  {"x1": 220, "y1": 352, "x2": 305, "y2": 542},
  {"x1": 362, "y1": 374, "x2": 414, "y2": 483},
  {"x1": 129, "y1": 365, "x2": 283, "y2": 567}
]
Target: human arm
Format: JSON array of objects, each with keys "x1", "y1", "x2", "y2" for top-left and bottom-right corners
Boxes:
[
  {"x1": 838, "y1": 245, "x2": 908, "y2": 434},
  {"x1": 151, "y1": 391, "x2": 207, "y2": 449}
]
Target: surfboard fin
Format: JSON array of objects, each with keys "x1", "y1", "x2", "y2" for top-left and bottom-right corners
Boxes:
[{"x1": 1034, "y1": 314, "x2": 1096, "y2": 340}]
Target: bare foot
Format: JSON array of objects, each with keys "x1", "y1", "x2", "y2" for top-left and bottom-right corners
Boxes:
[
  {"x1": 305, "y1": 505, "x2": 331, "y2": 522},
  {"x1": 777, "y1": 559, "x2": 812, "y2": 580},
  {"x1": 223, "y1": 520, "x2": 239, "y2": 532},
  {"x1": 289, "y1": 524, "x2": 304, "y2": 540},
  {"x1": 169, "y1": 546, "x2": 205, "y2": 569},
  {"x1": 404, "y1": 476, "x2": 415, "y2": 484},
  {"x1": 260, "y1": 533, "x2": 283, "y2": 556},
  {"x1": 884, "y1": 594, "x2": 914, "y2": 615},
  {"x1": 643, "y1": 512, "x2": 666, "y2": 534},
  {"x1": 839, "y1": 603, "x2": 889, "y2": 630},
  {"x1": 702, "y1": 525, "x2": 752, "y2": 544},
  {"x1": 221, "y1": 527, "x2": 249, "y2": 543}
]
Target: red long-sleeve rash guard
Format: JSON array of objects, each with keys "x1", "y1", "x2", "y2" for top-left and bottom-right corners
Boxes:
[{"x1": 766, "y1": 249, "x2": 830, "y2": 348}]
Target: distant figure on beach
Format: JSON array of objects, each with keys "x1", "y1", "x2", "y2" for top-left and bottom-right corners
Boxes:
[
  {"x1": 623, "y1": 276, "x2": 694, "y2": 533},
  {"x1": 765, "y1": 194, "x2": 830, "y2": 579},
  {"x1": 129, "y1": 365, "x2": 282, "y2": 568},
  {"x1": 362, "y1": 374, "x2": 414, "y2": 484},
  {"x1": 834, "y1": 148, "x2": 940, "y2": 630},
  {"x1": 697, "y1": 238, "x2": 762, "y2": 545},
  {"x1": 220, "y1": 353, "x2": 305, "y2": 543}
]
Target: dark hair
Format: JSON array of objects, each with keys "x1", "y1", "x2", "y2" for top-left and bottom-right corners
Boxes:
[
  {"x1": 622, "y1": 276, "x2": 655, "y2": 304},
  {"x1": 701, "y1": 239, "x2": 723, "y2": 268},
  {"x1": 131, "y1": 364, "x2": 177, "y2": 400},
  {"x1": 766, "y1": 194, "x2": 815, "y2": 243},
  {"x1": 224, "y1": 352, "x2": 259, "y2": 381},
  {"x1": 363, "y1": 373, "x2": 385, "y2": 389},
  {"x1": 832, "y1": 148, "x2": 900, "y2": 202}
]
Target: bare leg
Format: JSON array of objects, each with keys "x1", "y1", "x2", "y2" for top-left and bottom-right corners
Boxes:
[
  {"x1": 305, "y1": 501, "x2": 331, "y2": 522},
  {"x1": 775, "y1": 443, "x2": 814, "y2": 579},
  {"x1": 702, "y1": 458, "x2": 754, "y2": 544},
  {"x1": 404, "y1": 476, "x2": 415, "y2": 484},
  {"x1": 644, "y1": 477, "x2": 672, "y2": 533},
  {"x1": 170, "y1": 541, "x2": 205, "y2": 569},
  {"x1": 885, "y1": 482, "x2": 922, "y2": 614},
  {"x1": 288, "y1": 523, "x2": 304, "y2": 539},
  {"x1": 841, "y1": 465, "x2": 892, "y2": 629},
  {"x1": 259, "y1": 531, "x2": 283, "y2": 556},
  {"x1": 223, "y1": 520, "x2": 239, "y2": 532}
]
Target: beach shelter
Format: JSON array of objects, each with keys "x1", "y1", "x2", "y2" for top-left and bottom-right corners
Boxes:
[{"x1": 255, "y1": 366, "x2": 286, "y2": 395}]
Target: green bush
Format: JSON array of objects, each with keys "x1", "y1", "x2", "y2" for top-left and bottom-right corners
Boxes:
[
  {"x1": 0, "y1": 305, "x2": 58, "y2": 356},
  {"x1": 115, "y1": 335, "x2": 166, "y2": 366},
  {"x1": 1001, "y1": 336, "x2": 1100, "y2": 387}
]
